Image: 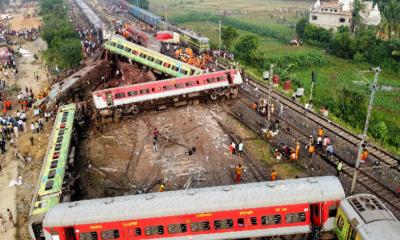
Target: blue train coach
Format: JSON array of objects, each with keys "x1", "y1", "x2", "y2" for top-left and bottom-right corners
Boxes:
[{"x1": 129, "y1": 5, "x2": 161, "y2": 27}]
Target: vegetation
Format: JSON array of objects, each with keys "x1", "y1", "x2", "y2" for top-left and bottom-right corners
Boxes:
[
  {"x1": 128, "y1": 0, "x2": 149, "y2": 10},
  {"x1": 378, "y1": 0, "x2": 400, "y2": 40},
  {"x1": 221, "y1": 26, "x2": 239, "y2": 51},
  {"x1": 40, "y1": 0, "x2": 82, "y2": 69}
]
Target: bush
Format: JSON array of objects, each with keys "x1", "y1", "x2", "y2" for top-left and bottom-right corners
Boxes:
[{"x1": 370, "y1": 121, "x2": 389, "y2": 143}]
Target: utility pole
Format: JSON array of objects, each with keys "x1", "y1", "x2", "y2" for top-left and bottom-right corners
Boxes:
[
  {"x1": 267, "y1": 64, "x2": 274, "y2": 129},
  {"x1": 164, "y1": 4, "x2": 168, "y2": 22},
  {"x1": 350, "y1": 66, "x2": 381, "y2": 194},
  {"x1": 216, "y1": 20, "x2": 221, "y2": 67},
  {"x1": 136, "y1": 0, "x2": 139, "y2": 7},
  {"x1": 309, "y1": 71, "x2": 317, "y2": 107}
]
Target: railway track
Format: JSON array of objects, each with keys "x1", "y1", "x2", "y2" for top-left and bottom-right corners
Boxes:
[{"x1": 237, "y1": 80, "x2": 400, "y2": 216}]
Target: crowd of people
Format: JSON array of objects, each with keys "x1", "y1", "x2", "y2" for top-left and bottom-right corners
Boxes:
[{"x1": 76, "y1": 27, "x2": 101, "y2": 58}]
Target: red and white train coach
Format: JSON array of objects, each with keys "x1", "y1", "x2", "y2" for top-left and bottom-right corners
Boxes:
[
  {"x1": 43, "y1": 176, "x2": 345, "y2": 240},
  {"x1": 92, "y1": 69, "x2": 243, "y2": 110}
]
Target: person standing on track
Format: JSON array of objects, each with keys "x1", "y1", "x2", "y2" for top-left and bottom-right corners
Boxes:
[
  {"x1": 360, "y1": 148, "x2": 368, "y2": 163},
  {"x1": 336, "y1": 160, "x2": 343, "y2": 177},
  {"x1": 270, "y1": 169, "x2": 278, "y2": 181},
  {"x1": 238, "y1": 141, "x2": 244, "y2": 157},
  {"x1": 318, "y1": 127, "x2": 324, "y2": 137},
  {"x1": 228, "y1": 144, "x2": 234, "y2": 160},
  {"x1": 295, "y1": 142, "x2": 300, "y2": 160},
  {"x1": 235, "y1": 164, "x2": 243, "y2": 183}
]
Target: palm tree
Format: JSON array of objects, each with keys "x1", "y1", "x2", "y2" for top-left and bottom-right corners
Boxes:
[{"x1": 378, "y1": 0, "x2": 400, "y2": 40}]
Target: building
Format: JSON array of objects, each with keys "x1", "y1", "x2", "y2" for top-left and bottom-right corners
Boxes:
[{"x1": 309, "y1": 0, "x2": 381, "y2": 30}]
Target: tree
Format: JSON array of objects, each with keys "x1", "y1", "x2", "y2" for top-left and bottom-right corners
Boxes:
[
  {"x1": 128, "y1": 0, "x2": 149, "y2": 10},
  {"x1": 330, "y1": 31, "x2": 356, "y2": 59},
  {"x1": 234, "y1": 35, "x2": 260, "y2": 62},
  {"x1": 222, "y1": 26, "x2": 239, "y2": 50},
  {"x1": 351, "y1": 0, "x2": 365, "y2": 33},
  {"x1": 370, "y1": 121, "x2": 389, "y2": 143},
  {"x1": 296, "y1": 17, "x2": 308, "y2": 38},
  {"x1": 337, "y1": 88, "x2": 367, "y2": 129},
  {"x1": 378, "y1": 0, "x2": 400, "y2": 40}
]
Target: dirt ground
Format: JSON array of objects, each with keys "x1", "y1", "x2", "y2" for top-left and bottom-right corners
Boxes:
[
  {"x1": 79, "y1": 101, "x2": 307, "y2": 200},
  {"x1": 8, "y1": 14, "x2": 42, "y2": 31}
]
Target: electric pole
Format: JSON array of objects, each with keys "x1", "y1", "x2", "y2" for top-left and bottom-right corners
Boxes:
[
  {"x1": 267, "y1": 64, "x2": 274, "y2": 129},
  {"x1": 215, "y1": 20, "x2": 221, "y2": 67},
  {"x1": 309, "y1": 71, "x2": 317, "y2": 107},
  {"x1": 350, "y1": 66, "x2": 381, "y2": 194},
  {"x1": 164, "y1": 4, "x2": 168, "y2": 22}
]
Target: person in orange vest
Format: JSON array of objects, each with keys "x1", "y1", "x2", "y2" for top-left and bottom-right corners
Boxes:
[
  {"x1": 235, "y1": 164, "x2": 243, "y2": 183},
  {"x1": 290, "y1": 150, "x2": 296, "y2": 161},
  {"x1": 6, "y1": 100, "x2": 11, "y2": 110},
  {"x1": 159, "y1": 183, "x2": 165, "y2": 192},
  {"x1": 308, "y1": 144, "x2": 315, "y2": 158},
  {"x1": 360, "y1": 148, "x2": 368, "y2": 163},
  {"x1": 318, "y1": 127, "x2": 324, "y2": 137},
  {"x1": 252, "y1": 102, "x2": 257, "y2": 111},
  {"x1": 295, "y1": 142, "x2": 300, "y2": 160},
  {"x1": 270, "y1": 169, "x2": 278, "y2": 181}
]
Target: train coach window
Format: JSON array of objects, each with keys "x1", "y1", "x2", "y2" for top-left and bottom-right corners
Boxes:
[
  {"x1": 190, "y1": 69, "x2": 196, "y2": 75},
  {"x1": 175, "y1": 83, "x2": 184, "y2": 89},
  {"x1": 123, "y1": 47, "x2": 131, "y2": 53},
  {"x1": 110, "y1": 42, "x2": 116, "y2": 47},
  {"x1": 190, "y1": 221, "x2": 210, "y2": 232},
  {"x1": 168, "y1": 223, "x2": 187, "y2": 234},
  {"x1": 163, "y1": 85, "x2": 174, "y2": 91},
  {"x1": 139, "y1": 53, "x2": 147, "y2": 59},
  {"x1": 101, "y1": 229, "x2": 120, "y2": 239},
  {"x1": 250, "y1": 217, "x2": 258, "y2": 225},
  {"x1": 114, "y1": 93, "x2": 126, "y2": 99},
  {"x1": 132, "y1": 50, "x2": 139, "y2": 56},
  {"x1": 179, "y1": 69, "x2": 188, "y2": 75},
  {"x1": 171, "y1": 66, "x2": 179, "y2": 72},
  {"x1": 124, "y1": 228, "x2": 141, "y2": 237},
  {"x1": 79, "y1": 231, "x2": 98, "y2": 240},
  {"x1": 214, "y1": 219, "x2": 233, "y2": 230},
  {"x1": 217, "y1": 76, "x2": 225, "y2": 81},
  {"x1": 237, "y1": 218, "x2": 245, "y2": 227},
  {"x1": 128, "y1": 91, "x2": 138, "y2": 96},
  {"x1": 261, "y1": 214, "x2": 281, "y2": 225},
  {"x1": 155, "y1": 59, "x2": 162, "y2": 65},
  {"x1": 207, "y1": 78, "x2": 217, "y2": 83},
  {"x1": 285, "y1": 212, "x2": 306, "y2": 223},
  {"x1": 116, "y1": 44, "x2": 124, "y2": 50},
  {"x1": 139, "y1": 89, "x2": 150, "y2": 94},
  {"x1": 45, "y1": 180, "x2": 54, "y2": 191},
  {"x1": 163, "y1": 63, "x2": 171, "y2": 68},
  {"x1": 147, "y1": 56, "x2": 155, "y2": 62},
  {"x1": 186, "y1": 81, "x2": 194, "y2": 87},
  {"x1": 145, "y1": 225, "x2": 164, "y2": 236}
]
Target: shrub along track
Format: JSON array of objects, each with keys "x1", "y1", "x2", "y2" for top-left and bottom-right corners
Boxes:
[{"x1": 235, "y1": 78, "x2": 400, "y2": 217}]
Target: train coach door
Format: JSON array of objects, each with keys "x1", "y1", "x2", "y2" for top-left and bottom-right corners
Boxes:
[
  {"x1": 65, "y1": 227, "x2": 77, "y2": 240},
  {"x1": 311, "y1": 203, "x2": 322, "y2": 227},
  {"x1": 106, "y1": 92, "x2": 114, "y2": 107}
]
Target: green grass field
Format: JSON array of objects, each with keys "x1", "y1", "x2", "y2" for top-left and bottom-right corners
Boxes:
[{"x1": 149, "y1": 0, "x2": 400, "y2": 154}]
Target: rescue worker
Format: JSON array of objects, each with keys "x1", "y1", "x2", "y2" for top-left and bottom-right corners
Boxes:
[
  {"x1": 270, "y1": 169, "x2": 278, "y2": 181},
  {"x1": 318, "y1": 127, "x2": 324, "y2": 137},
  {"x1": 308, "y1": 144, "x2": 315, "y2": 158},
  {"x1": 360, "y1": 148, "x2": 368, "y2": 163},
  {"x1": 295, "y1": 142, "x2": 300, "y2": 160},
  {"x1": 290, "y1": 150, "x2": 296, "y2": 161},
  {"x1": 159, "y1": 183, "x2": 165, "y2": 192},
  {"x1": 336, "y1": 160, "x2": 343, "y2": 177},
  {"x1": 235, "y1": 164, "x2": 243, "y2": 183},
  {"x1": 252, "y1": 102, "x2": 257, "y2": 111},
  {"x1": 326, "y1": 144, "x2": 334, "y2": 158}
]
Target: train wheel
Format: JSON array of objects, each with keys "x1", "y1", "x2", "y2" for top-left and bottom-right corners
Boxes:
[{"x1": 210, "y1": 93, "x2": 218, "y2": 101}]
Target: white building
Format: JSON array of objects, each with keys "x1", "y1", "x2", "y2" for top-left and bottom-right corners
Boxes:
[{"x1": 309, "y1": 0, "x2": 381, "y2": 30}]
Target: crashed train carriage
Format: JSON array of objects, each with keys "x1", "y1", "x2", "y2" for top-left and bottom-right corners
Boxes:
[
  {"x1": 91, "y1": 69, "x2": 243, "y2": 112},
  {"x1": 42, "y1": 176, "x2": 345, "y2": 240}
]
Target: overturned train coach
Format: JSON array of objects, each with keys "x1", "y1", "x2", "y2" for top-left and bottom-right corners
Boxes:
[
  {"x1": 92, "y1": 69, "x2": 243, "y2": 114},
  {"x1": 43, "y1": 176, "x2": 345, "y2": 240}
]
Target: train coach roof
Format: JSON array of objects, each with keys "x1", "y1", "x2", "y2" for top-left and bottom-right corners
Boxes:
[
  {"x1": 44, "y1": 176, "x2": 344, "y2": 227},
  {"x1": 340, "y1": 194, "x2": 400, "y2": 239}
]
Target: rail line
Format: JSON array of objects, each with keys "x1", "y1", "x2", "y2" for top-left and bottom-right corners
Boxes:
[{"x1": 237, "y1": 80, "x2": 400, "y2": 216}]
